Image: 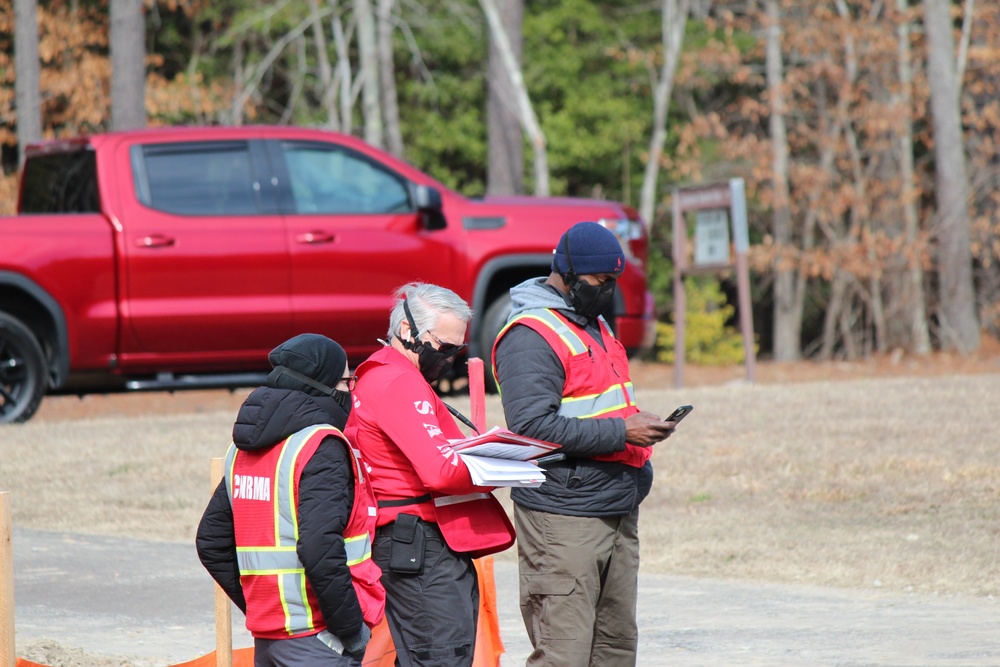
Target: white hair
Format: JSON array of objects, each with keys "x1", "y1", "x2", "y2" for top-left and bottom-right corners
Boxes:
[{"x1": 387, "y1": 282, "x2": 472, "y2": 341}]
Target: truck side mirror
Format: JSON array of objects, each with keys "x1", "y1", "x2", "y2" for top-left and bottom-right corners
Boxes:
[{"x1": 412, "y1": 184, "x2": 446, "y2": 230}]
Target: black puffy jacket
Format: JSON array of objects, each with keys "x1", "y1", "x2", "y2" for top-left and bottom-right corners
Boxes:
[{"x1": 195, "y1": 386, "x2": 364, "y2": 640}]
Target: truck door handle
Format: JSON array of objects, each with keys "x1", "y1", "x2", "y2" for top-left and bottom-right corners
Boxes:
[
  {"x1": 295, "y1": 231, "x2": 336, "y2": 244},
  {"x1": 136, "y1": 234, "x2": 176, "y2": 248}
]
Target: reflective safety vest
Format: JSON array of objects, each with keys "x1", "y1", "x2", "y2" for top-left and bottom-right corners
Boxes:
[
  {"x1": 492, "y1": 308, "x2": 650, "y2": 468},
  {"x1": 225, "y1": 424, "x2": 385, "y2": 639}
]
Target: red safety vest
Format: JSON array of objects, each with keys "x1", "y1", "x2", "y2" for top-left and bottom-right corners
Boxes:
[
  {"x1": 225, "y1": 425, "x2": 386, "y2": 639},
  {"x1": 492, "y1": 308, "x2": 649, "y2": 468}
]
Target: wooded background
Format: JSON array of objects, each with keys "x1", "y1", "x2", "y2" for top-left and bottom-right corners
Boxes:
[{"x1": 1, "y1": 0, "x2": 997, "y2": 362}]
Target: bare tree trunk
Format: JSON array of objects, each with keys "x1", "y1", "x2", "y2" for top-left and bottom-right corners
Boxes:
[
  {"x1": 921, "y1": 0, "x2": 980, "y2": 352},
  {"x1": 332, "y1": 10, "x2": 354, "y2": 134},
  {"x1": 231, "y1": 38, "x2": 245, "y2": 125},
  {"x1": 479, "y1": 0, "x2": 549, "y2": 196},
  {"x1": 820, "y1": 269, "x2": 849, "y2": 361},
  {"x1": 838, "y1": 283, "x2": 859, "y2": 360},
  {"x1": 232, "y1": 16, "x2": 318, "y2": 124},
  {"x1": 110, "y1": 0, "x2": 146, "y2": 131},
  {"x1": 955, "y1": 0, "x2": 975, "y2": 83},
  {"x1": 765, "y1": 0, "x2": 798, "y2": 361},
  {"x1": 280, "y1": 34, "x2": 308, "y2": 124},
  {"x1": 354, "y1": 0, "x2": 383, "y2": 148},
  {"x1": 308, "y1": 0, "x2": 339, "y2": 129},
  {"x1": 14, "y1": 0, "x2": 42, "y2": 167},
  {"x1": 639, "y1": 0, "x2": 690, "y2": 226},
  {"x1": 486, "y1": 0, "x2": 524, "y2": 196},
  {"x1": 377, "y1": 0, "x2": 404, "y2": 157},
  {"x1": 896, "y1": 0, "x2": 931, "y2": 354}
]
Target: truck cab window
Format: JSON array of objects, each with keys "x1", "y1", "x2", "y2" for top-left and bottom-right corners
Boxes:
[
  {"x1": 132, "y1": 142, "x2": 260, "y2": 215},
  {"x1": 280, "y1": 143, "x2": 411, "y2": 215}
]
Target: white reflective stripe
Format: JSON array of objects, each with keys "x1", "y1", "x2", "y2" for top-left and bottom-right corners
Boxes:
[
  {"x1": 558, "y1": 383, "x2": 636, "y2": 419},
  {"x1": 280, "y1": 571, "x2": 311, "y2": 634},
  {"x1": 344, "y1": 532, "x2": 372, "y2": 566},
  {"x1": 513, "y1": 310, "x2": 589, "y2": 355},
  {"x1": 274, "y1": 426, "x2": 325, "y2": 547},
  {"x1": 351, "y1": 448, "x2": 366, "y2": 483},
  {"x1": 316, "y1": 629, "x2": 345, "y2": 654},
  {"x1": 223, "y1": 443, "x2": 239, "y2": 507},
  {"x1": 434, "y1": 492, "x2": 490, "y2": 507},
  {"x1": 236, "y1": 546, "x2": 300, "y2": 573}
]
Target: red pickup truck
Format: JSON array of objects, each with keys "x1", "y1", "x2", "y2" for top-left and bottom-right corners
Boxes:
[{"x1": 0, "y1": 125, "x2": 655, "y2": 422}]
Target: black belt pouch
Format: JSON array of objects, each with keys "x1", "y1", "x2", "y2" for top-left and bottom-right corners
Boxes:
[{"x1": 389, "y1": 513, "x2": 425, "y2": 575}]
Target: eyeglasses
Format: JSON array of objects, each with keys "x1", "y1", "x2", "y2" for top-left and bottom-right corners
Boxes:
[
  {"x1": 340, "y1": 375, "x2": 358, "y2": 391},
  {"x1": 425, "y1": 330, "x2": 468, "y2": 355}
]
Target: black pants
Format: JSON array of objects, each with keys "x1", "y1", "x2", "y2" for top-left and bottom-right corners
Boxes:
[
  {"x1": 373, "y1": 520, "x2": 479, "y2": 667},
  {"x1": 253, "y1": 633, "x2": 361, "y2": 667}
]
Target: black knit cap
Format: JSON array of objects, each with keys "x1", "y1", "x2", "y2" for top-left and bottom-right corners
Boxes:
[
  {"x1": 266, "y1": 333, "x2": 347, "y2": 397},
  {"x1": 551, "y1": 221, "x2": 626, "y2": 276}
]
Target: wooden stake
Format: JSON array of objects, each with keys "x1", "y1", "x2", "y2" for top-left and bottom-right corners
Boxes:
[
  {"x1": 1, "y1": 492, "x2": 15, "y2": 667},
  {"x1": 210, "y1": 458, "x2": 233, "y2": 667}
]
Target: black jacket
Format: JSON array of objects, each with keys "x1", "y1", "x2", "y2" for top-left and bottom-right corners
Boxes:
[
  {"x1": 195, "y1": 386, "x2": 364, "y2": 640},
  {"x1": 494, "y1": 278, "x2": 653, "y2": 517}
]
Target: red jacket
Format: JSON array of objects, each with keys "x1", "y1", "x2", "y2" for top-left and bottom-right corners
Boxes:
[
  {"x1": 493, "y1": 308, "x2": 649, "y2": 468},
  {"x1": 226, "y1": 425, "x2": 385, "y2": 639},
  {"x1": 346, "y1": 346, "x2": 515, "y2": 558}
]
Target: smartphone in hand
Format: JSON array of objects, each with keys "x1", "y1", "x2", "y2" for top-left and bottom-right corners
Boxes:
[{"x1": 664, "y1": 405, "x2": 694, "y2": 424}]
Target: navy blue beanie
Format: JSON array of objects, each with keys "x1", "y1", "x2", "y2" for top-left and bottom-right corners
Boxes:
[{"x1": 551, "y1": 221, "x2": 626, "y2": 276}]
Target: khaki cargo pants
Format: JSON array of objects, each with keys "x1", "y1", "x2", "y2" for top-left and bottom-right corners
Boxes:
[{"x1": 514, "y1": 505, "x2": 640, "y2": 667}]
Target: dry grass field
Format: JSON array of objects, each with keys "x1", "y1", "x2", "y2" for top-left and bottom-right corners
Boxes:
[{"x1": 2, "y1": 346, "x2": 999, "y2": 607}]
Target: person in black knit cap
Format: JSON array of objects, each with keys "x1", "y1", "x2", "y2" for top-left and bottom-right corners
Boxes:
[{"x1": 197, "y1": 333, "x2": 385, "y2": 666}]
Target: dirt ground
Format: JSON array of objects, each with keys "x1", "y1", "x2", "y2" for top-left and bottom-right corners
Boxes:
[{"x1": 4, "y1": 343, "x2": 1000, "y2": 665}]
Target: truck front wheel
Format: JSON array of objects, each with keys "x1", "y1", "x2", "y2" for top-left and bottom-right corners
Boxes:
[{"x1": 0, "y1": 313, "x2": 49, "y2": 423}]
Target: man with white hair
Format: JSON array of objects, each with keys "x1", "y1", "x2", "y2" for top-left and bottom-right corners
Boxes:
[{"x1": 347, "y1": 282, "x2": 516, "y2": 667}]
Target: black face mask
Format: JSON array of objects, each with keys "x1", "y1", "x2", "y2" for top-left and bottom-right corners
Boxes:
[
  {"x1": 565, "y1": 274, "x2": 617, "y2": 322},
  {"x1": 267, "y1": 365, "x2": 353, "y2": 428},
  {"x1": 327, "y1": 391, "x2": 353, "y2": 430},
  {"x1": 395, "y1": 298, "x2": 466, "y2": 384}
]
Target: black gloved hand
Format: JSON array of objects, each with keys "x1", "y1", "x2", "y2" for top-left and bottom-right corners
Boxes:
[{"x1": 342, "y1": 623, "x2": 372, "y2": 658}]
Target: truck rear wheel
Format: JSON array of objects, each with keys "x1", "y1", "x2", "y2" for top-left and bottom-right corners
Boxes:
[{"x1": 0, "y1": 313, "x2": 49, "y2": 423}]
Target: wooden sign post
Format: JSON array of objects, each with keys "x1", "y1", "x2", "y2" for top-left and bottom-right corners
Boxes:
[
  {"x1": 671, "y1": 177, "x2": 756, "y2": 388},
  {"x1": 210, "y1": 458, "x2": 234, "y2": 667}
]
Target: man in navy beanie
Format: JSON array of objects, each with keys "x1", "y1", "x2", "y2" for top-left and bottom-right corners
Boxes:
[{"x1": 491, "y1": 222, "x2": 677, "y2": 666}]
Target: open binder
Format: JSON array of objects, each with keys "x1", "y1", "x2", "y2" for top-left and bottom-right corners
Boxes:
[{"x1": 449, "y1": 426, "x2": 561, "y2": 487}]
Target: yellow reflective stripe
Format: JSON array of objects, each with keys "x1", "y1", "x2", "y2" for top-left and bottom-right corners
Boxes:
[
  {"x1": 558, "y1": 383, "x2": 636, "y2": 419},
  {"x1": 294, "y1": 569, "x2": 313, "y2": 633},
  {"x1": 277, "y1": 572, "x2": 305, "y2": 635},
  {"x1": 510, "y1": 311, "x2": 589, "y2": 355}
]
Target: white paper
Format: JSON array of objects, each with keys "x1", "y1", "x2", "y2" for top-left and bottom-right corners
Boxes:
[
  {"x1": 459, "y1": 454, "x2": 546, "y2": 487},
  {"x1": 448, "y1": 426, "x2": 560, "y2": 461}
]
